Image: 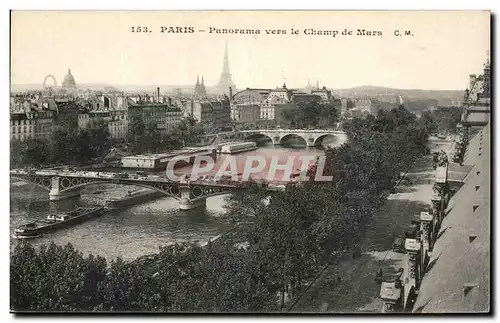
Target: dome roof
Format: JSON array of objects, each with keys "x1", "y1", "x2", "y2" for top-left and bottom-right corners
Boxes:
[{"x1": 62, "y1": 68, "x2": 76, "y2": 89}]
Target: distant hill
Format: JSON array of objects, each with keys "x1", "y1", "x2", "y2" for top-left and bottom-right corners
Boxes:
[
  {"x1": 11, "y1": 83, "x2": 464, "y2": 106},
  {"x1": 331, "y1": 85, "x2": 462, "y2": 108},
  {"x1": 332, "y1": 85, "x2": 462, "y2": 101}
]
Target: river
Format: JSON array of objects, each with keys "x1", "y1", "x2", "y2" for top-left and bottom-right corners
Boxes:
[{"x1": 10, "y1": 141, "x2": 335, "y2": 261}]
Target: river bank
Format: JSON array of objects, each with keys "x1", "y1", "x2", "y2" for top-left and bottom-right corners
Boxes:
[
  {"x1": 10, "y1": 183, "x2": 228, "y2": 261},
  {"x1": 289, "y1": 139, "x2": 453, "y2": 312},
  {"x1": 11, "y1": 145, "x2": 330, "y2": 261}
]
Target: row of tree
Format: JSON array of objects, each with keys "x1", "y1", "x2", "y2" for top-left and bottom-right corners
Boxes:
[
  {"x1": 10, "y1": 118, "x2": 111, "y2": 168},
  {"x1": 10, "y1": 114, "x2": 215, "y2": 167},
  {"x1": 419, "y1": 106, "x2": 462, "y2": 135},
  {"x1": 220, "y1": 105, "x2": 432, "y2": 307},
  {"x1": 126, "y1": 115, "x2": 210, "y2": 155},
  {"x1": 11, "y1": 105, "x2": 433, "y2": 312},
  {"x1": 11, "y1": 241, "x2": 276, "y2": 312}
]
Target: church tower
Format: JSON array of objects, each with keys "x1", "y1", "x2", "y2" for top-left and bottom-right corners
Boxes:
[
  {"x1": 217, "y1": 41, "x2": 236, "y2": 96},
  {"x1": 305, "y1": 78, "x2": 313, "y2": 93},
  {"x1": 194, "y1": 75, "x2": 201, "y2": 97},
  {"x1": 200, "y1": 76, "x2": 207, "y2": 96},
  {"x1": 194, "y1": 75, "x2": 207, "y2": 97}
]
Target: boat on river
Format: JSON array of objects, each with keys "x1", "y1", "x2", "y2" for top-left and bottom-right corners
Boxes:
[
  {"x1": 105, "y1": 189, "x2": 164, "y2": 208},
  {"x1": 13, "y1": 206, "x2": 104, "y2": 238},
  {"x1": 220, "y1": 142, "x2": 258, "y2": 154}
]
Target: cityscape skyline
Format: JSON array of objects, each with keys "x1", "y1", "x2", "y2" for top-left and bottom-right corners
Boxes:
[
  {"x1": 9, "y1": 10, "x2": 491, "y2": 315},
  {"x1": 11, "y1": 11, "x2": 490, "y2": 91}
]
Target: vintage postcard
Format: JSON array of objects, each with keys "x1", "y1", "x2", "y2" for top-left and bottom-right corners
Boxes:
[{"x1": 9, "y1": 10, "x2": 490, "y2": 313}]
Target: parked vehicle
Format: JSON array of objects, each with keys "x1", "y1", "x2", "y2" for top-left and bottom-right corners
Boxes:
[
  {"x1": 392, "y1": 234, "x2": 406, "y2": 253},
  {"x1": 113, "y1": 173, "x2": 130, "y2": 179}
]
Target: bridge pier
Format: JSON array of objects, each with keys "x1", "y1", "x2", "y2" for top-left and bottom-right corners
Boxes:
[
  {"x1": 49, "y1": 177, "x2": 81, "y2": 201},
  {"x1": 179, "y1": 190, "x2": 206, "y2": 211},
  {"x1": 49, "y1": 188, "x2": 81, "y2": 201},
  {"x1": 179, "y1": 198, "x2": 207, "y2": 211}
]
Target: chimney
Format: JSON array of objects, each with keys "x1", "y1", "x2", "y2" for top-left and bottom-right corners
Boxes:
[
  {"x1": 469, "y1": 74, "x2": 477, "y2": 90},
  {"x1": 157, "y1": 87, "x2": 160, "y2": 103},
  {"x1": 229, "y1": 87, "x2": 233, "y2": 99},
  {"x1": 168, "y1": 97, "x2": 172, "y2": 106}
]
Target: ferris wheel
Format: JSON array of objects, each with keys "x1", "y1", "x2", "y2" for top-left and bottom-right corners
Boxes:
[{"x1": 43, "y1": 74, "x2": 57, "y2": 88}]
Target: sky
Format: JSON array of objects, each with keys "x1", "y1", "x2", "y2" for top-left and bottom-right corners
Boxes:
[{"x1": 10, "y1": 10, "x2": 490, "y2": 90}]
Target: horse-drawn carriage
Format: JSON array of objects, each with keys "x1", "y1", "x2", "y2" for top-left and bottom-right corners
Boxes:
[
  {"x1": 380, "y1": 268, "x2": 404, "y2": 312},
  {"x1": 392, "y1": 223, "x2": 419, "y2": 253}
]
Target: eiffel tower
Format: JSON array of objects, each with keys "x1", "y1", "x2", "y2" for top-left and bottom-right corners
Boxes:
[{"x1": 217, "y1": 41, "x2": 236, "y2": 96}]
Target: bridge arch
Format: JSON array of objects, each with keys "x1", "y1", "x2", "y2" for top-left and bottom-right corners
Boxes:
[
  {"x1": 278, "y1": 134, "x2": 308, "y2": 146},
  {"x1": 313, "y1": 134, "x2": 339, "y2": 147},
  {"x1": 58, "y1": 180, "x2": 182, "y2": 200},
  {"x1": 244, "y1": 133, "x2": 274, "y2": 145},
  {"x1": 11, "y1": 176, "x2": 52, "y2": 192}
]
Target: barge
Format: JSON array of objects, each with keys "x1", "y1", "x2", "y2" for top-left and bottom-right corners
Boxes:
[
  {"x1": 105, "y1": 189, "x2": 164, "y2": 208},
  {"x1": 220, "y1": 142, "x2": 258, "y2": 154},
  {"x1": 13, "y1": 206, "x2": 104, "y2": 238}
]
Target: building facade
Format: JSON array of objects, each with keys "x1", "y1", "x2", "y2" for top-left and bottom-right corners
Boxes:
[
  {"x1": 231, "y1": 88, "x2": 268, "y2": 123},
  {"x1": 350, "y1": 98, "x2": 381, "y2": 117},
  {"x1": 10, "y1": 112, "x2": 55, "y2": 142},
  {"x1": 10, "y1": 97, "x2": 57, "y2": 141},
  {"x1": 128, "y1": 103, "x2": 183, "y2": 134},
  {"x1": 231, "y1": 84, "x2": 325, "y2": 124},
  {"x1": 78, "y1": 94, "x2": 130, "y2": 140},
  {"x1": 311, "y1": 87, "x2": 333, "y2": 104},
  {"x1": 191, "y1": 97, "x2": 231, "y2": 129}
]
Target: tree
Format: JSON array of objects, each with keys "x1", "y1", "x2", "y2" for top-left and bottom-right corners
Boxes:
[
  {"x1": 10, "y1": 104, "x2": 431, "y2": 313},
  {"x1": 11, "y1": 242, "x2": 107, "y2": 312},
  {"x1": 430, "y1": 106, "x2": 462, "y2": 134},
  {"x1": 419, "y1": 111, "x2": 437, "y2": 134},
  {"x1": 143, "y1": 121, "x2": 162, "y2": 153},
  {"x1": 280, "y1": 99, "x2": 339, "y2": 129},
  {"x1": 127, "y1": 114, "x2": 146, "y2": 154},
  {"x1": 50, "y1": 126, "x2": 80, "y2": 164},
  {"x1": 10, "y1": 138, "x2": 51, "y2": 167},
  {"x1": 88, "y1": 117, "x2": 111, "y2": 159}
]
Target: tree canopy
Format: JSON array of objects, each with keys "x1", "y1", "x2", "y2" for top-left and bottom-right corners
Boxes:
[{"x1": 11, "y1": 105, "x2": 432, "y2": 312}]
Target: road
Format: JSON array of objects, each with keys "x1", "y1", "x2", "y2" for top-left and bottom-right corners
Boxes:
[{"x1": 290, "y1": 139, "x2": 453, "y2": 313}]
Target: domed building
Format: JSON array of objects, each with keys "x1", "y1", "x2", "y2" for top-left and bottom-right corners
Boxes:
[{"x1": 62, "y1": 68, "x2": 77, "y2": 91}]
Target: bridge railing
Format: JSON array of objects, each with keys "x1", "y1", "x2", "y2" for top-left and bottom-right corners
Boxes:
[{"x1": 10, "y1": 169, "x2": 301, "y2": 188}]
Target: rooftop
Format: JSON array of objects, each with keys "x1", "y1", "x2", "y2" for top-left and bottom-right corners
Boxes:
[
  {"x1": 464, "y1": 113, "x2": 490, "y2": 126},
  {"x1": 122, "y1": 148, "x2": 212, "y2": 160},
  {"x1": 413, "y1": 120, "x2": 490, "y2": 313}
]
